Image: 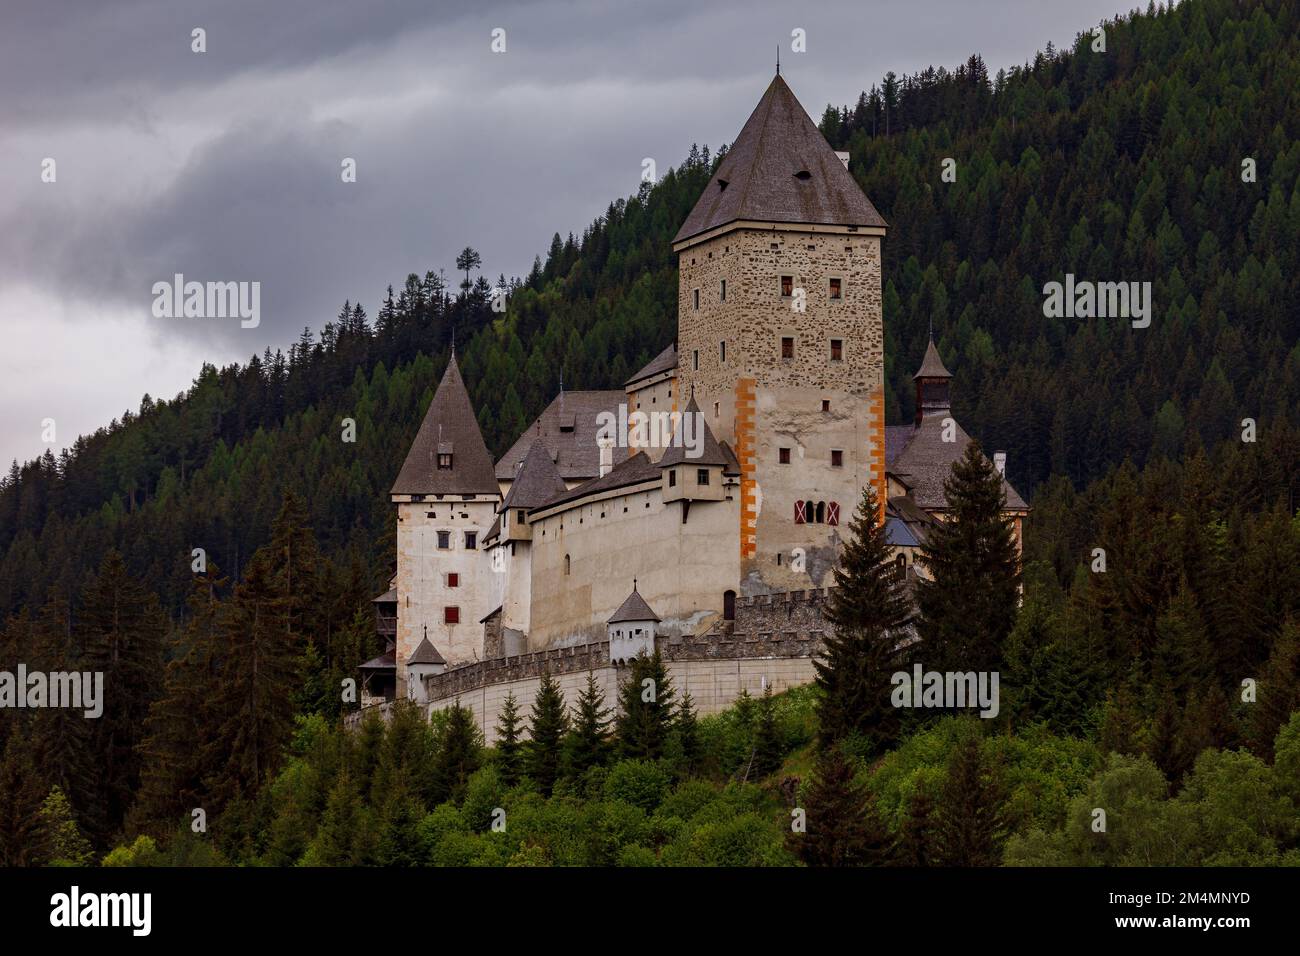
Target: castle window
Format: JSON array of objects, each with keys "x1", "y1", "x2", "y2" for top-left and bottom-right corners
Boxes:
[
  {"x1": 436, "y1": 531, "x2": 451, "y2": 550},
  {"x1": 895, "y1": 554, "x2": 907, "y2": 581},
  {"x1": 720, "y1": 341, "x2": 726, "y2": 363},
  {"x1": 720, "y1": 279, "x2": 726, "y2": 302},
  {"x1": 697, "y1": 468, "x2": 710, "y2": 486},
  {"x1": 780, "y1": 275, "x2": 793, "y2": 297},
  {"x1": 669, "y1": 470, "x2": 677, "y2": 488},
  {"x1": 781, "y1": 336, "x2": 794, "y2": 359},
  {"x1": 445, "y1": 606, "x2": 460, "y2": 624},
  {"x1": 822, "y1": 399, "x2": 830, "y2": 412},
  {"x1": 564, "y1": 554, "x2": 571, "y2": 575},
  {"x1": 815, "y1": 502, "x2": 826, "y2": 523},
  {"x1": 713, "y1": 402, "x2": 719, "y2": 418},
  {"x1": 830, "y1": 338, "x2": 843, "y2": 361},
  {"x1": 831, "y1": 449, "x2": 843, "y2": 467},
  {"x1": 693, "y1": 350, "x2": 699, "y2": 371},
  {"x1": 693, "y1": 289, "x2": 699, "y2": 310},
  {"x1": 779, "y1": 447, "x2": 791, "y2": 464},
  {"x1": 517, "y1": 510, "x2": 525, "y2": 524},
  {"x1": 465, "y1": 532, "x2": 477, "y2": 549},
  {"x1": 437, "y1": 453, "x2": 452, "y2": 470},
  {"x1": 447, "y1": 573, "x2": 459, "y2": 588},
  {"x1": 412, "y1": 494, "x2": 425, "y2": 503},
  {"x1": 829, "y1": 278, "x2": 843, "y2": 300}
]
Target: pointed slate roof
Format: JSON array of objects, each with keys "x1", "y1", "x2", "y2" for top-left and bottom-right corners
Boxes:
[
  {"x1": 914, "y1": 338, "x2": 953, "y2": 379},
  {"x1": 501, "y1": 440, "x2": 568, "y2": 511},
  {"x1": 608, "y1": 583, "x2": 660, "y2": 624},
  {"x1": 889, "y1": 415, "x2": 1028, "y2": 512},
  {"x1": 626, "y1": 344, "x2": 678, "y2": 386},
  {"x1": 406, "y1": 635, "x2": 445, "y2": 667},
  {"x1": 538, "y1": 451, "x2": 662, "y2": 512},
  {"x1": 495, "y1": 390, "x2": 628, "y2": 481},
  {"x1": 658, "y1": 398, "x2": 731, "y2": 468},
  {"x1": 674, "y1": 75, "x2": 886, "y2": 246},
  {"x1": 392, "y1": 354, "x2": 500, "y2": 497}
]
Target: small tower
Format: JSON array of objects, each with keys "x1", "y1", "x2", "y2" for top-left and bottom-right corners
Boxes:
[
  {"x1": 913, "y1": 336, "x2": 953, "y2": 426},
  {"x1": 492, "y1": 440, "x2": 567, "y2": 642},
  {"x1": 607, "y1": 581, "x2": 660, "y2": 665},
  {"x1": 659, "y1": 397, "x2": 730, "y2": 504},
  {"x1": 406, "y1": 630, "x2": 446, "y2": 705}
]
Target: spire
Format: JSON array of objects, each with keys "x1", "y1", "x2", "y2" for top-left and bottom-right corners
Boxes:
[
  {"x1": 776, "y1": 45, "x2": 780, "y2": 76},
  {"x1": 673, "y1": 74, "x2": 886, "y2": 247},
  {"x1": 391, "y1": 352, "x2": 499, "y2": 496},
  {"x1": 913, "y1": 338, "x2": 953, "y2": 426},
  {"x1": 913, "y1": 337, "x2": 952, "y2": 380}
]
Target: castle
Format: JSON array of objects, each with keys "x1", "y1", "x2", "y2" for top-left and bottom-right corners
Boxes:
[{"x1": 358, "y1": 75, "x2": 1027, "y2": 736}]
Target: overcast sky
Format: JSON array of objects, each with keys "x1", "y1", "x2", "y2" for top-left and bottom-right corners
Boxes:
[{"x1": 0, "y1": 0, "x2": 1138, "y2": 470}]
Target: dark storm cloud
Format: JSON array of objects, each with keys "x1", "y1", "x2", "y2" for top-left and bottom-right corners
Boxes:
[{"x1": 0, "y1": 0, "x2": 1134, "y2": 466}]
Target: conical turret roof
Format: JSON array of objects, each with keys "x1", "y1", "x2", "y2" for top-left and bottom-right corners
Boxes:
[{"x1": 392, "y1": 354, "x2": 500, "y2": 496}]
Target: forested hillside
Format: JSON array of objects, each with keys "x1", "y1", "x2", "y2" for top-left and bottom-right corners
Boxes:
[{"x1": 2, "y1": 0, "x2": 1300, "y2": 863}]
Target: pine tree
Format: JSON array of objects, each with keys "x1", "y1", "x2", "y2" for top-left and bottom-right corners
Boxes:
[
  {"x1": 78, "y1": 549, "x2": 167, "y2": 841},
  {"x1": 898, "y1": 783, "x2": 936, "y2": 866},
  {"x1": 790, "y1": 745, "x2": 894, "y2": 866},
  {"x1": 916, "y1": 442, "x2": 1022, "y2": 673},
  {"x1": 38, "y1": 786, "x2": 94, "y2": 866},
  {"x1": 616, "y1": 650, "x2": 675, "y2": 761},
  {"x1": 0, "y1": 729, "x2": 46, "y2": 866},
  {"x1": 934, "y1": 733, "x2": 1009, "y2": 866},
  {"x1": 433, "y1": 701, "x2": 482, "y2": 804},
  {"x1": 567, "y1": 673, "x2": 612, "y2": 776},
  {"x1": 675, "y1": 691, "x2": 701, "y2": 771},
  {"x1": 527, "y1": 671, "x2": 568, "y2": 795},
  {"x1": 135, "y1": 567, "x2": 225, "y2": 831},
  {"x1": 1249, "y1": 620, "x2": 1300, "y2": 762},
  {"x1": 751, "y1": 685, "x2": 783, "y2": 779},
  {"x1": 493, "y1": 692, "x2": 525, "y2": 787},
  {"x1": 815, "y1": 484, "x2": 910, "y2": 748}
]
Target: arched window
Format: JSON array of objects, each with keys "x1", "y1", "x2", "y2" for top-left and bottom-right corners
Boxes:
[
  {"x1": 564, "y1": 554, "x2": 571, "y2": 575},
  {"x1": 724, "y1": 590, "x2": 736, "y2": 621},
  {"x1": 815, "y1": 501, "x2": 825, "y2": 524},
  {"x1": 895, "y1": 554, "x2": 907, "y2": 580}
]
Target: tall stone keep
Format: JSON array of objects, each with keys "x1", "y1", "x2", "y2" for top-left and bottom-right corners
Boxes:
[
  {"x1": 672, "y1": 74, "x2": 889, "y2": 594},
  {"x1": 390, "y1": 354, "x2": 500, "y2": 694}
]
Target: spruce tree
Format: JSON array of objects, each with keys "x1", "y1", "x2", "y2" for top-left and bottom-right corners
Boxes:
[
  {"x1": 898, "y1": 783, "x2": 936, "y2": 866},
  {"x1": 934, "y1": 733, "x2": 1009, "y2": 866},
  {"x1": 675, "y1": 691, "x2": 701, "y2": 772},
  {"x1": 433, "y1": 700, "x2": 482, "y2": 804},
  {"x1": 790, "y1": 745, "x2": 894, "y2": 866},
  {"x1": 751, "y1": 685, "x2": 784, "y2": 779},
  {"x1": 567, "y1": 673, "x2": 612, "y2": 776},
  {"x1": 916, "y1": 442, "x2": 1022, "y2": 673},
  {"x1": 494, "y1": 692, "x2": 525, "y2": 787},
  {"x1": 1249, "y1": 620, "x2": 1300, "y2": 762},
  {"x1": 616, "y1": 650, "x2": 675, "y2": 761},
  {"x1": 815, "y1": 484, "x2": 910, "y2": 748},
  {"x1": 527, "y1": 670, "x2": 568, "y2": 795},
  {"x1": 0, "y1": 730, "x2": 45, "y2": 866},
  {"x1": 38, "y1": 786, "x2": 94, "y2": 866},
  {"x1": 79, "y1": 549, "x2": 167, "y2": 841}
]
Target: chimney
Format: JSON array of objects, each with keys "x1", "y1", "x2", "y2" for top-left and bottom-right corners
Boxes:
[
  {"x1": 993, "y1": 451, "x2": 1007, "y2": 476},
  {"x1": 835, "y1": 151, "x2": 850, "y2": 170},
  {"x1": 598, "y1": 437, "x2": 613, "y2": 478}
]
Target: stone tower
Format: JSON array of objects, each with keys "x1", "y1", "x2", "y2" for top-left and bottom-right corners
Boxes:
[
  {"x1": 390, "y1": 354, "x2": 500, "y2": 695},
  {"x1": 672, "y1": 74, "x2": 889, "y2": 594}
]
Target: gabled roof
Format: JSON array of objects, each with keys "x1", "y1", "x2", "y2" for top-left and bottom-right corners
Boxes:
[
  {"x1": 608, "y1": 584, "x2": 660, "y2": 624},
  {"x1": 406, "y1": 635, "x2": 445, "y2": 667},
  {"x1": 538, "y1": 451, "x2": 662, "y2": 512},
  {"x1": 626, "y1": 345, "x2": 678, "y2": 386},
  {"x1": 889, "y1": 416, "x2": 1028, "y2": 511},
  {"x1": 658, "y1": 398, "x2": 731, "y2": 468},
  {"x1": 496, "y1": 390, "x2": 628, "y2": 481},
  {"x1": 392, "y1": 355, "x2": 500, "y2": 497},
  {"x1": 501, "y1": 441, "x2": 569, "y2": 511},
  {"x1": 914, "y1": 338, "x2": 952, "y2": 379},
  {"x1": 673, "y1": 75, "x2": 886, "y2": 246},
  {"x1": 359, "y1": 648, "x2": 396, "y2": 671}
]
